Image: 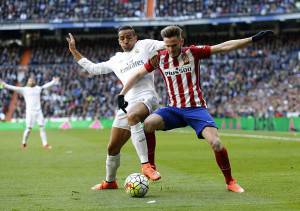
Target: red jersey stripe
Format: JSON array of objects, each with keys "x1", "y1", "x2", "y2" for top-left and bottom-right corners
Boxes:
[
  {"x1": 186, "y1": 71, "x2": 196, "y2": 107},
  {"x1": 175, "y1": 74, "x2": 186, "y2": 107},
  {"x1": 167, "y1": 76, "x2": 177, "y2": 106}
]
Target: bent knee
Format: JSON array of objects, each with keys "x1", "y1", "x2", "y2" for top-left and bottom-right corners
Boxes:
[
  {"x1": 144, "y1": 120, "x2": 155, "y2": 133},
  {"x1": 127, "y1": 112, "x2": 140, "y2": 125},
  {"x1": 209, "y1": 139, "x2": 223, "y2": 151}
]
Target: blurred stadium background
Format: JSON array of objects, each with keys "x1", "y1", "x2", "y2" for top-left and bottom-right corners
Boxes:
[
  {"x1": 0, "y1": 1, "x2": 300, "y2": 210},
  {"x1": 0, "y1": 0, "x2": 299, "y2": 130}
]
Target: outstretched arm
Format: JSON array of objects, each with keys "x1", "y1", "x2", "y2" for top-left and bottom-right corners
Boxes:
[
  {"x1": 211, "y1": 30, "x2": 274, "y2": 54},
  {"x1": 0, "y1": 79, "x2": 24, "y2": 93},
  {"x1": 66, "y1": 33, "x2": 113, "y2": 75},
  {"x1": 42, "y1": 77, "x2": 59, "y2": 89}
]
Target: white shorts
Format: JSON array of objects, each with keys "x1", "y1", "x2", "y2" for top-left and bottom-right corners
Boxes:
[
  {"x1": 26, "y1": 110, "x2": 45, "y2": 128},
  {"x1": 112, "y1": 92, "x2": 159, "y2": 131}
]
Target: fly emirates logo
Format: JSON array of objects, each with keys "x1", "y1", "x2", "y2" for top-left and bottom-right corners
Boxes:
[
  {"x1": 164, "y1": 65, "x2": 192, "y2": 76},
  {"x1": 120, "y1": 60, "x2": 144, "y2": 73}
]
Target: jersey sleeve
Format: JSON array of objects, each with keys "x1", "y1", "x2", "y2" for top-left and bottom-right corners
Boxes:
[
  {"x1": 41, "y1": 80, "x2": 58, "y2": 89},
  {"x1": 144, "y1": 54, "x2": 160, "y2": 73},
  {"x1": 77, "y1": 58, "x2": 114, "y2": 75},
  {"x1": 3, "y1": 83, "x2": 24, "y2": 94},
  {"x1": 191, "y1": 45, "x2": 211, "y2": 59}
]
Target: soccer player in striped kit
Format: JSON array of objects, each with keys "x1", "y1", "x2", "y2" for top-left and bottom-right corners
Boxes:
[
  {"x1": 118, "y1": 25, "x2": 274, "y2": 193},
  {"x1": 0, "y1": 76, "x2": 59, "y2": 149},
  {"x1": 67, "y1": 26, "x2": 163, "y2": 190}
]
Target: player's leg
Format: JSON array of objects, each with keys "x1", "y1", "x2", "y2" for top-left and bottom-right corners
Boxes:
[
  {"x1": 22, "y1": 112, "x2": 34, "y2": 148},
  {"x1": 142, "y1": 107, "x2": 187, "y2": 180},
  {"x1": 21, "y1": 127, "x2": 31, "y2": 148},
  {"x1": 127, "y1": 102, "x2": 150, "y2": 164},
  {"x1": 202, "y1": 127, "x2": 244, "y2": 193},
  {"x1": 106, "y1": 127, "x2": 130, "y2": 181},
  {"x1": 127, "y1": 101, "x2": 160, "y2": 180},
  {"x1": 184, "y1": 107, "x2": 244, "y2": 193},
  {"x1": 37, "y1": 111, "x2": 50, "y2": 149},
  {"x1": 145, "y1": 132, "x2": 156, "y2": 168},
  {"x1": 92, "y1": 112, "x2": 131, "y2": 190},
  {"x1": 127, "y1": 94, "x2": 159, "y2": 166}
]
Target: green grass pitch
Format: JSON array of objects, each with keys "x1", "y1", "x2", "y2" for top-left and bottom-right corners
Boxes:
[{"x1": 0, "y1": 128, "x2": 300, "y2": 210}]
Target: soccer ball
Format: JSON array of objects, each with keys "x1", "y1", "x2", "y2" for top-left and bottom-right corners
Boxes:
[{"x1": 124, "y1": 173, "x2": 149, "y2": 197}]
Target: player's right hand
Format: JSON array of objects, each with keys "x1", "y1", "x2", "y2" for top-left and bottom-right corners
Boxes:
[
  {"x1": 117, "y1": 95, "x2": 128, "y2": 113},
  {"x1": 66, "y1": 33, "x2": 77, "y2": 52}
]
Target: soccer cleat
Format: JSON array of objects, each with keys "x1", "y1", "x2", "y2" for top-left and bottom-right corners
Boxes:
[
  {"x1": 21, "y1": 143, "x2": 27, "y2": 149},
  {"x1": 227, "y1": 179, "x2": 245, "y2": 193},
  {"x1": 151, "y1": 164, "x2": 157, "y2": 170},
  {"x1": 43, "y1": 144, "x2": 52, "y2": 150},
  {"x1": 91, "y1": 180, "x2": 118, "y2": 190},
  {"x1": 142, "y1": 163, "x2": 161, "y2": 181}
]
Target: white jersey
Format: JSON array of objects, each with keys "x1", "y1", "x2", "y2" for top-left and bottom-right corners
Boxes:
[
  {"x1": 4, "y1": 80, "x2": 57, "y2": 113},
  {"x1": 78, "y1": 39, "x2": 164, "y2": 101}
]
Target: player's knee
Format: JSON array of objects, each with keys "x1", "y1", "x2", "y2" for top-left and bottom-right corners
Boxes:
[
  {"x1": 143, "y1": 120, "x2": 155, "y2": 133},
  {"x1": 27, "y1": 127, "x2": 32, "y2": 132},
  {"x1": 127, "y1": 112, "x2": 140, "y2": 125},
  {"x1": 210, "y1": 139, "x2": 223, "y2": 151}
]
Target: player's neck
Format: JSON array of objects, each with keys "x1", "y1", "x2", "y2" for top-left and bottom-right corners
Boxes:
[{"x1": 170, "y1": 51, "x2": 181, "y2": 58}]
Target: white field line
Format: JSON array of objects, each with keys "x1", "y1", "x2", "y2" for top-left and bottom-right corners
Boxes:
[
  {"x1": 219, "y1": 132, "x2": 300, "y2": 142},
  {"x1": 169, "y1": 129, "x2": 300, "y2": 142}
]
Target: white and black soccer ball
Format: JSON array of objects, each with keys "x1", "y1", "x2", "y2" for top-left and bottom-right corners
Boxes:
[{"x1": 124, "y1": 173, "x2": 149, "y2": 197}]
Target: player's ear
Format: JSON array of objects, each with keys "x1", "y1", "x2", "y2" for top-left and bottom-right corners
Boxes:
[{"x1": 180, "y1": 38, "x2": 184, "y2": 46}]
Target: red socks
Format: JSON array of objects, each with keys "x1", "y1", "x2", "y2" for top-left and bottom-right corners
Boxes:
[
  {"x1": 214, "y1": 147, "x2": 233, "y2": 184},
  {"x1": 145, "y1": 132, "x2": 156, "y2": 167}
]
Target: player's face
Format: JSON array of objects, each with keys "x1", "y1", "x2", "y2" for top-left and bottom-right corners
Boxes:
[
  {"x1": 164, "y1": 36, "x2": 183, "y2": 57},
  {"x1": 118, "y1": 30, "x2": 137, "y2": 52},
  {"x1": 27, "y1": 78, "x2": 36, "y2": 87}
]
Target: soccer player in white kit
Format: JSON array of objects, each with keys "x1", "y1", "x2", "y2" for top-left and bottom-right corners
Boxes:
[
  {"x1": 67, "y1": 26, "x2": 164, "y2": 190},
  {"x1": 0, "y1": 76, "x2": 59, "y2": 149}
]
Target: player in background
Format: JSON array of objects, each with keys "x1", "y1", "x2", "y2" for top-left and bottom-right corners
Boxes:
[
  {"x1": 0, "y1": 76, "x2": 59, "y2": 149},
  {"x1": 66, "y1": 26, "x2": 164, "y2": 190},
  {"x1": 118, "y1": 25, "x2": 274, "y2": 193}
]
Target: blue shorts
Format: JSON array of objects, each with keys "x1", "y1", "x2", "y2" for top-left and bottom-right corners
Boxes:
[{"x1": 154, "y1": 106, "x2": 217, "y2": 139}]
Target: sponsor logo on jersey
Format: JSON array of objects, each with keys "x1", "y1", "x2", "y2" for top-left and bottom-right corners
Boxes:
[
  {"x1": 120, "y1": 60, "x2": 144, "y2": 73},
  {"x1": 164, "y1": 65, "x2": 192, "y2": 76}
]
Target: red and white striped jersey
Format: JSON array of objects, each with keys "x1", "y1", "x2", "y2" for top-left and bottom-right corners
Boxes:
[{"x1": 144, "y1": 45, "x2": 211, "y2": 108}]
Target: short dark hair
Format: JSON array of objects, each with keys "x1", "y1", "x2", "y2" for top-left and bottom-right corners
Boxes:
[
  {"x1": 161, "y1": 25, "x2": 183, "y2": 38},
  {"x1": 118, "y1": 25, "x2": 135, "y2": 33}
]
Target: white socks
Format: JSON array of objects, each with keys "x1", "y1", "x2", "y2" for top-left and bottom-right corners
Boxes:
[
  {"x1": 39, "y1": 127, "x2": 47, "y2": 145},
  {"x1": 106, "y1": 154, "x2": 120, "y2": 182},
  {"x1": 22, "y1": 128, "x2": 31, "y2": 144},
  {"x1": 130, "y1": 122, "x2": 149, "y2": 164}
]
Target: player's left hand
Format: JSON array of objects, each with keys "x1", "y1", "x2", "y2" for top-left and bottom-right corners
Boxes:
[
  {"x1": 117, "y1": 95, "x2": 128, "y2": 113},
  {"x1": 252, "y1": 30, "x2": 274, "y2": 42}
]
